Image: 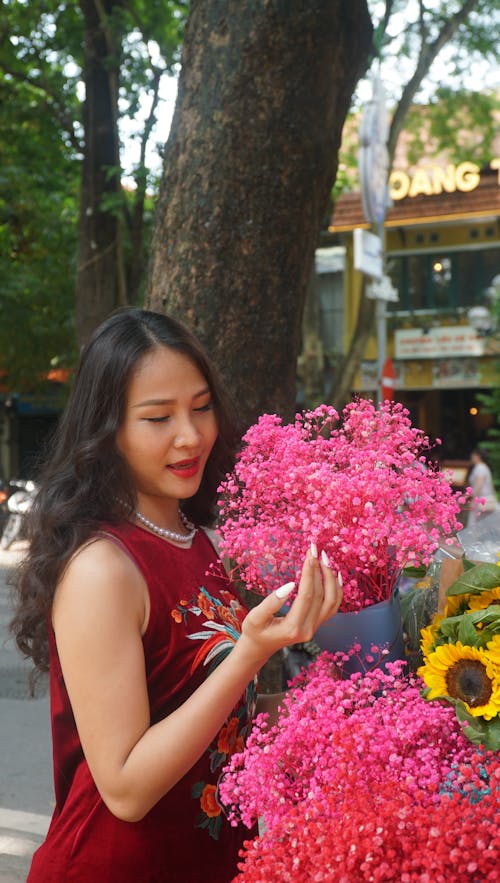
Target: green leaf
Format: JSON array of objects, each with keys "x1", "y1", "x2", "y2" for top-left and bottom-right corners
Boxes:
[
  {"x1": 454, "y1": 701, "x2": 500, "y2": 751},
  {"x1": 401, "y1": 565, "x2": 427, "y2": 578},
  {"x1": 476, "y1": 627, "x2": 500, "y2": 649},
  {"x1": 454, "y1": 702, "x2": 489, "y2": 747},
  {"x1": 482, "y1": 715, "x2": 500, "y2": 752},
  {"x1": 438, "y1": 614, "x2": 462, "y2": 640},
  {"x1": 447, "y1": 563, "x2": 500, "y2": 596},
  {"x1": 473, "y1": 604, "x2": 500, "y2": 619},
  {"x1": 457, "y1": 615, "x2": 481, "y2": 646}
]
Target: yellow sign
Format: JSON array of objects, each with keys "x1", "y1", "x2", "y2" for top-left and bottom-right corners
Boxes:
[{"x1": 389, "y1": 158, "x2": 500, "y2": 201}]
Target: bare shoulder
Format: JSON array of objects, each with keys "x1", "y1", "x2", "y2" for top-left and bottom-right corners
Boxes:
[{"x1": 52, "y1": 536, "x2": 147, "y2": 631}]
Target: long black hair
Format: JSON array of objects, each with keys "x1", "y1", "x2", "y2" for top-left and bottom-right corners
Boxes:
[{"x1": 10, "y1": 308, "x2": 241, "y2": 673}]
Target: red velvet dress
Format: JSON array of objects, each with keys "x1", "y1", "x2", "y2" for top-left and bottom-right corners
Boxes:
[{"x1": 27, "y1": 524, "x2": 257, "y2": 883}]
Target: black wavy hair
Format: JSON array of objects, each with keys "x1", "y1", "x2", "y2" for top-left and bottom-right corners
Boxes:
[{"x1": 10, "y1": 308, "x2": 241, "y2": 674}]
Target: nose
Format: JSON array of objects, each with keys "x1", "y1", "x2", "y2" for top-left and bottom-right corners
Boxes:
[{"x1": 173, "y1": 412, "x2": 201, "y2": 449}]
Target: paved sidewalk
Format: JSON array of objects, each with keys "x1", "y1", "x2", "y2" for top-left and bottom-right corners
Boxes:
[
  {"x1": 0, "y1": 807, "x2": 50, "y2": 882},
  {"x1": 0, "y1": 694, "x2": 52, "y2": 882},
  {"x1": 0, "y1": 544, "x2": 52, "y2": 882}
]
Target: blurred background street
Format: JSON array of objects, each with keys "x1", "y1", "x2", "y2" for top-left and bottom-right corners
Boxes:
[{"x1": 0, "y1": 543, "x2": 52, "y2": 883}]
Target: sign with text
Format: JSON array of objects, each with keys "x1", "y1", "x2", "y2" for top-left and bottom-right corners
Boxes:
[
  {"x1": 395, "y1": 326, "x2": 484, "y2": 360},
  {"x1": 390, "y1": 157, "x2": 500, "y2": 201},
  {"x1": 353, "y1": 228, "x2": 383, "y2": 279}
]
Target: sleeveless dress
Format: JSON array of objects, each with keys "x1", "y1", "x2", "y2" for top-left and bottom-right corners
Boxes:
[{"x1": 27, "y1": 524, "x2": 257, "y2": 883}]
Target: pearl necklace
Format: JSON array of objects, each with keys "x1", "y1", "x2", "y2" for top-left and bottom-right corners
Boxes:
[{"x1": 134, "y1": 508, "x2": 197, "y2": 545}]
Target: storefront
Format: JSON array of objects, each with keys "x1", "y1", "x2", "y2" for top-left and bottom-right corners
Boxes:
[
  {"x1": 328, "y1": 159, "x2": 500, "y2": 459},
  {"x1": 0, "y1": 380, "x2": 68, "y2": 480}
]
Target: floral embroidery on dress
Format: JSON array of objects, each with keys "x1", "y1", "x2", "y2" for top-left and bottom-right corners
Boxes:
[{"x1": 171, "y1": 585, "x2": 257, "y2": 840}]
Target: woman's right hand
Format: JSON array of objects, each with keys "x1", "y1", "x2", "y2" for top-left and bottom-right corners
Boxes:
[{"x1": 237, "y1": 545, "x2": 342, "y2": 668}]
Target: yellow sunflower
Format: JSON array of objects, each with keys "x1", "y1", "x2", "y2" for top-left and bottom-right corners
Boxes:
[
  {"x1": 418, "y1": 641, "x2": 500, "y2": 720},
  {"x1": 420, "y1": 619, "x2": 442, "y2": 660},
  {"x1": 443, "y1": 592, "x2": 471, "y2": 617},
  {"x1": 466, "y1": 586, "x2": 500, "y2": 612},
  {"x1": 486, "y1": 635, "x2": 500, "y2": 664}
]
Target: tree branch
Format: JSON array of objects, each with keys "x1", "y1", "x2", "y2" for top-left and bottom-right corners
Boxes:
[{"x1": 388, "y1": 0, "x2": 480, "y2": 161}]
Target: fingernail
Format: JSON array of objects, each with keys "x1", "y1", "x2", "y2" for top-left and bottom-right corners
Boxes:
[
  {"x1": 321, "y1": 550, "x2": 330, "y2": 567},
  {"x1": 275, "y1": 581, "x2": 296, "y2": 599},
  {"x1": 310, "y1": 542, "x2": 318, "y2": 559},
  {"x1": 337, "y1": 571, "x2": 343, "y2": 587}
]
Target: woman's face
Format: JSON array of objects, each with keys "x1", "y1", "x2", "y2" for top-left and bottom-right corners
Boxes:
[{"x1": 116, "y1": 346, "x2": 218, "y2": 517}]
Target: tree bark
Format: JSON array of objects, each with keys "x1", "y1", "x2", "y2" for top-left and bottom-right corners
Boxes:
[
  {"x1": 75, "y1": 0, "x2": 124, "y2": 346},
  {"x1": 146, "y1": 0, "x2": 373, "y2": 428}
]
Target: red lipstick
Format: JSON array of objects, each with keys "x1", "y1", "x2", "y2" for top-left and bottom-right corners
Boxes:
[{"x1": 167, "y1": 458, "x2": 200, "y2": 478}]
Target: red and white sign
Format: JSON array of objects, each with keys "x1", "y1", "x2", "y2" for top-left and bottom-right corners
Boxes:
[
  {"x1": 380, "y1": 358, "x2": 396, "y2": 401},
  {"x1": 395, "y1": 326, "x2": 484, "y2": 359}
]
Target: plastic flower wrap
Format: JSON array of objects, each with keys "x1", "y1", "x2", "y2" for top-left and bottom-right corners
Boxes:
[
  {"x1": 217, "y1": 398, "x2": 465, "y2": 611},
  {"x1": 419, "y1": 557, "x2": 500, "y2": 750},
  {"x1": 220, "y1": 656, "x2": 499, "y2": 881}
]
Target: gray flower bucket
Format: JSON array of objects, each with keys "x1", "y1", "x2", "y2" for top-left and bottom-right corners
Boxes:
[{"x1": 314, "y1": 588, "x2": 406, "y2": 676}]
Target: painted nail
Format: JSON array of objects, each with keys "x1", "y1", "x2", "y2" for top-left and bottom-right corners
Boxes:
[
  {"x1": 310, "y1": 542, "x2": 318, "y2": 559},
  {"x1": 275, "y1": 581, "x2": 296, "y2": 599},
  {"x1": 337, "y1": 571, "x2": 343, "y2": 587},
  {"x1": 321, "y1": 550, "x2": 331, "y2": 567}
]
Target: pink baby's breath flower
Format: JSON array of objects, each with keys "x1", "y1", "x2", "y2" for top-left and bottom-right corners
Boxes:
[
  {"x1": 220, "y1": 657, "x2": 499, "y2": 882},
  {"x1": 217, "y1": 398, "x2": 465, "y2": 611}
]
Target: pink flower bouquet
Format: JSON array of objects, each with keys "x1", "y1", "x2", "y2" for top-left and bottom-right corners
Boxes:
[
  {"x1": 220, "y1": 657, "x2": 499, "y2": 882},
  {"x1": 217, "y1": 398, "x2": 465, "y2": 612}
]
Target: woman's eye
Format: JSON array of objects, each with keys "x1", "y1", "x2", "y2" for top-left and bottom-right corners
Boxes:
[
  {"x1": 194, "y1": 402, "x2": 213, "y2": 413},
  {"x1": 145, "y1": 416, "x2": 170, "y2": 423}
]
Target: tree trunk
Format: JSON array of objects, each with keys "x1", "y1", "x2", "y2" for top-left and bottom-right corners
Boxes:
[
  {"x1": 75, "y1": 0, "x2": 124, "y2": 347},
  {"x1": 146, "y1": 0, "x2": 372, "y2": 429}
]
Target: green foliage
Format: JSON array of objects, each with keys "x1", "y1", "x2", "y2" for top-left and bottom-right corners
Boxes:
[
  {"x1": 447, "y1": 561, "x2": 500, "y2": 595},
  {"x1": 418, "y1": 555, "x2": 500, "y2": 751},
  {"x1": 403, "y1": 88, "x2": 500, "y2": 168},
  {"x1": 0, "y1": 0, "x2": 186, "y2": 386},
  {"x1": 0, "y1": 66, "x2": 79, "y2": 390},
  {"x1": 333, "y1": 0, "x2": 500, "y2": 197},
  {"x1": 455, "y1": 699, "x2": 500, "y2": 750},
  {"x1": 371, "y1": 0, "x2": 499, "y2": 86}
]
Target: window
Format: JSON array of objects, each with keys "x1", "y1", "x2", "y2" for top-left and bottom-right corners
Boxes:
[{"x1": 387, "y1": 247, "x2": 500, "y2": 312}]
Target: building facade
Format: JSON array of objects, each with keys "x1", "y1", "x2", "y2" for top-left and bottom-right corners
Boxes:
[{"x1": 328, "y1": 159, "x2": 500, "y2": 460}]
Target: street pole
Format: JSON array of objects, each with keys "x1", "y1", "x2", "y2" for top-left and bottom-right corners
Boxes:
[
  {"x1": 358, "y1": 69, "x2": 390, "y2": 408},
  {"x1": 376, "y1": 219, "x2": 386, "y2": 405}
]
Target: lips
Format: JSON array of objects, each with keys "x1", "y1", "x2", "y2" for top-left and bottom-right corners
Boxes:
[{"x1": 167, "y1": 458, "x2": 200, "y2": 479}]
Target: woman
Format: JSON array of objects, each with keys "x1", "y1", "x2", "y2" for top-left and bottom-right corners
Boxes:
[
  {"x1": 11, "y1": 308, "x2": 342, "y2": 882},
  {"x1": 466, "y1": 446, "x2": 499, "y2": 527}
]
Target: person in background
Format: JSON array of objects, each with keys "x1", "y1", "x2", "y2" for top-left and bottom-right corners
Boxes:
[
  {"x1": 466, "y1": 446, "x2": 499, "y2": 527},
  {"x1": 10, "y1": 308, "x2": 342, "y2": 883}
]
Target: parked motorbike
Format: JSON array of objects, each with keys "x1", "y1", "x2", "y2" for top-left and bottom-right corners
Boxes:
[{"x1": 0, "y1": 479, "x2": 37, "y2": 550}]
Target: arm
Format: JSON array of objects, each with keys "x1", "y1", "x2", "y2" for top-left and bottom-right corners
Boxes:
[{"x1": 52, "y1": 539, "x2": 341, "y2": 822}]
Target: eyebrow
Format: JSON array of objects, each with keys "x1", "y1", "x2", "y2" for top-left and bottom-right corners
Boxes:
[{"x1": 132, "y1": 387, "x2": 211, "y2": 408}]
